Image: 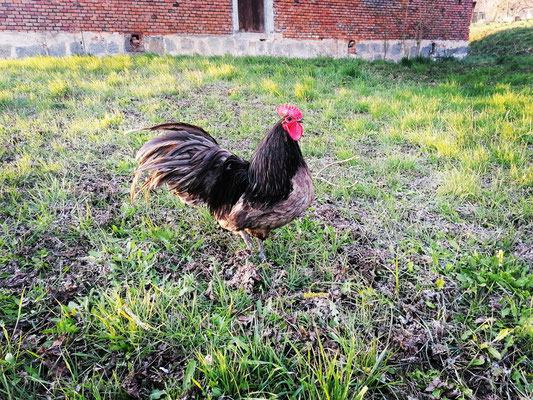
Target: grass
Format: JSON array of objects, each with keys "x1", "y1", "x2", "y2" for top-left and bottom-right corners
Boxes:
[
  {"x1": 469, "y1": 19, "x2": 533, "y2": 56},
  {"x1": 0, "y1": 23, "x2": 532, "y2": 399}
]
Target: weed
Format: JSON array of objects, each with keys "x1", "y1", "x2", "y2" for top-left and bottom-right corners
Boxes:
[
  {"x1": 261, "y1": 78, "x2": 281, "y2": 96},
  {"x1": 47, "y1": 78, "x2": 72, "y2": 98},
  {"x1": 206, "y1": 63, "x2": 237, "y2": 80},
  {"x1": 294, "y1": 77, "x2": 316, "y2": 101},
  {"x1": 438, "y1": 168, "x2": 481, "y2": 199}
]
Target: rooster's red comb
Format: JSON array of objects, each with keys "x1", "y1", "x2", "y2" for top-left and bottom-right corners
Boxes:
[{"x1": 277, "y1": 104, "x2": 302, "y2": 120}]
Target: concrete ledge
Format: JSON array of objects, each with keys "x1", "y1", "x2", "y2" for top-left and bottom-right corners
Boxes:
[
  {"x1": 151, "y1": 34, "x2": 347, "y2": 58},
  {"x1": 0, "y1": 31, "x2": 468, "y2": 61},
  {"x1": 0, "y1": 31, "x2": 125, "y2": 59},
  {"x1": 352, "y1": 39, "x2": 469, "y2": 61}
]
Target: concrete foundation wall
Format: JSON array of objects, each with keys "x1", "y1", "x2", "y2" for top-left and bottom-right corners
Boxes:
[
  {"x1": 354, "y1": 40, "x2": 469, "y2": 62},
  {"x1": 0, "y1": 31, "x2": 125, "y2": 58},
  {"x1": 0, "y1": 31, "x2": 469, "y2": 61}
]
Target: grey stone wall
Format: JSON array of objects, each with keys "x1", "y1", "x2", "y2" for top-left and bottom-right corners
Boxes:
[
  {"x1": 353, "y1": 39, "x2": 469, "y2": 62},
  {"x1": 0, "y1": 32, "x2": 125, "y2": 59},
  {"x1": 0, "y1": 31, "x2": 469, "y2": 61}
]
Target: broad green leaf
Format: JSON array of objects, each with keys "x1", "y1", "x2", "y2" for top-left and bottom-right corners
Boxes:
[
  {"x1": 183, "y1": 359, "x2": 196, "y2": 390},
  {"x1": 494, "y1": 328, "x2": 512, "y2": 342}
]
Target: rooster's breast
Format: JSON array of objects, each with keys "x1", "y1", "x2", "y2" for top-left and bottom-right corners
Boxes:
[{"x1": 217, "y1": 166, "x2": 314, "y2": 235}]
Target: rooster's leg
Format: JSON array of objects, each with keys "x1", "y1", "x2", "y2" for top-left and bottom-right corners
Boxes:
[
  {"x1": 239, "y1": 231, "x2": 253, "y2": 250},
  {"x1": 256, "y1": 238, "x2": 266, "y2": 262}
]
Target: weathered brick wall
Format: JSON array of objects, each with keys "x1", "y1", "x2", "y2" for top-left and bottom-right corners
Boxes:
[
  {"x1": 274, "y1": 0, "x2": 473, "y2": 41},
  {"x1": 0, "y1": 0, "x2": 232, "y2": 35},
  {"x1": 1, "y1": 0, "x2": 472, "y2": 41}
]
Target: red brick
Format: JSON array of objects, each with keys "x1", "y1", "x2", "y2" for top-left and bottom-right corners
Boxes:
[{"x1": 0, "y1": 0, "x2": 472, "y2": 41}]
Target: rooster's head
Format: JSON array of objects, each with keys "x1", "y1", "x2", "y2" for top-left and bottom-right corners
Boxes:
[{"x1": 277, "y1": 104, "x2": 303, "y2": 141}]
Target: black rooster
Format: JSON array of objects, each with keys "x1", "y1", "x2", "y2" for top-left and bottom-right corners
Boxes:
[{"x1": 130, "y1": 104, "x2": 314, "y2": 260}]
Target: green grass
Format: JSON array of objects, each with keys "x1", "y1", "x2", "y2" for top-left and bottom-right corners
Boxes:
[
  {"x1": 0, "y1": 29, "x2": 532, "y2": 399},
  {"x1": 469, "y1": 19, "x2": 533, "y2": 56}
]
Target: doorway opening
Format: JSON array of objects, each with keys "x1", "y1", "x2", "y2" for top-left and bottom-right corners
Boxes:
[{"x1": 237, "y1": 0, "x2": 265, "y2": 33}]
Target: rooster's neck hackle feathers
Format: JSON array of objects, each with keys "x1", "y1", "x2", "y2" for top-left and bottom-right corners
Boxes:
[{"x1": 246, "y1": 121, "x2": 306, "y2": 206}]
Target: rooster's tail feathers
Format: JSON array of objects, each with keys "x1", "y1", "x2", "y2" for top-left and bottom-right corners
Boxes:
[
  {"x1": 145, "y1": 122, "x2": 217, "y2": 144},
  {"x1": 130, "y1": 123, "x2": 238, "y2": 207},
  {"x1": 130, "y1": 170, "x2": 157, "y2": 203}
]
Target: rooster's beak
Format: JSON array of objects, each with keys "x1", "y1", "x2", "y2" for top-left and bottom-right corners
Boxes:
[{"x1": 297, "y1": 118, "x2": 304, "y2": 123}]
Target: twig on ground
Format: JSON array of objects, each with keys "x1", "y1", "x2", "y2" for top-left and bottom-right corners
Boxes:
[
  {"x1": 123, "y1": 127, "x2": 145, "y2": 135},
  {"x1": 316, "y1": 155, "x2": 358, "y2": 176},
  {"x1": 314, "y1": 155, "x2": 359, "y2": 189}
]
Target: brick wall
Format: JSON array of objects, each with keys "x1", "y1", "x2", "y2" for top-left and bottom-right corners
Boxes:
[
  {"x1": 0, "y1": 0, "x2": 232, "y2": 35},
  {"x1": 274, "y1": 0, "x2": 473, "y2": 41},
  {"x1": 0, "y1": 0, "x2": 472, "y2": 43}
]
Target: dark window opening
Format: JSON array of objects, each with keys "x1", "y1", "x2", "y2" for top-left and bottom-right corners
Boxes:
[
  {"x1": 472, "y1": 11, "x2": 485, "y2": 23},
  {"x1": 238, "y1": 0, "x2": 265, "y2": 33},
  {"x1": 348, "y1": 40, "x2": 355, "y2": 54},
  {"x1": 129, "y1": 34, "x2": 143, "y2": 52}
]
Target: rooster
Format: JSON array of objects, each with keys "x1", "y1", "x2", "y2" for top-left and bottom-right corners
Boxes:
[{"x1": 130, "y1": 104, "x2": 314, "y2": 260}]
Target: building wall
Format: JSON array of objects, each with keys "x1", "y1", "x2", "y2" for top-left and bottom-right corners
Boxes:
[
  {"x1": 472, "y1": 0, "x2": 533, "y2": 23},
  {"x1": 274, "y1": 0, "x2": 472, "y2": 41},
  {"x1": 0, "y1": 0, "x2": 473, "y2": 60},
  {"x1": 0, "y1": 0, "x2": 232, "y2": 35}
]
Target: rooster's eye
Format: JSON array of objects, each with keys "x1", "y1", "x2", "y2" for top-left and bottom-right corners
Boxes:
[{"x1": 287, "y1": 117, "x2": 292, "y2": 122}]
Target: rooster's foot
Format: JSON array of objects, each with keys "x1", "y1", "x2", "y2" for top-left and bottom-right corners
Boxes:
[
  {"x1": 239, "y1": 231, "x2": 254, "y2": 250},
  {"x1": 256, "y1": 238, "x2": 266, "y2": 262}
]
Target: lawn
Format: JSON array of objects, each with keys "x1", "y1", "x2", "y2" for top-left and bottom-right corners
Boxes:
[
  {"x1": 469, "y1": 19, "x2": 533, "y2": 55},
  {"x1": 0, "y1": 24, "x2": 532, "y2": 399}
]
